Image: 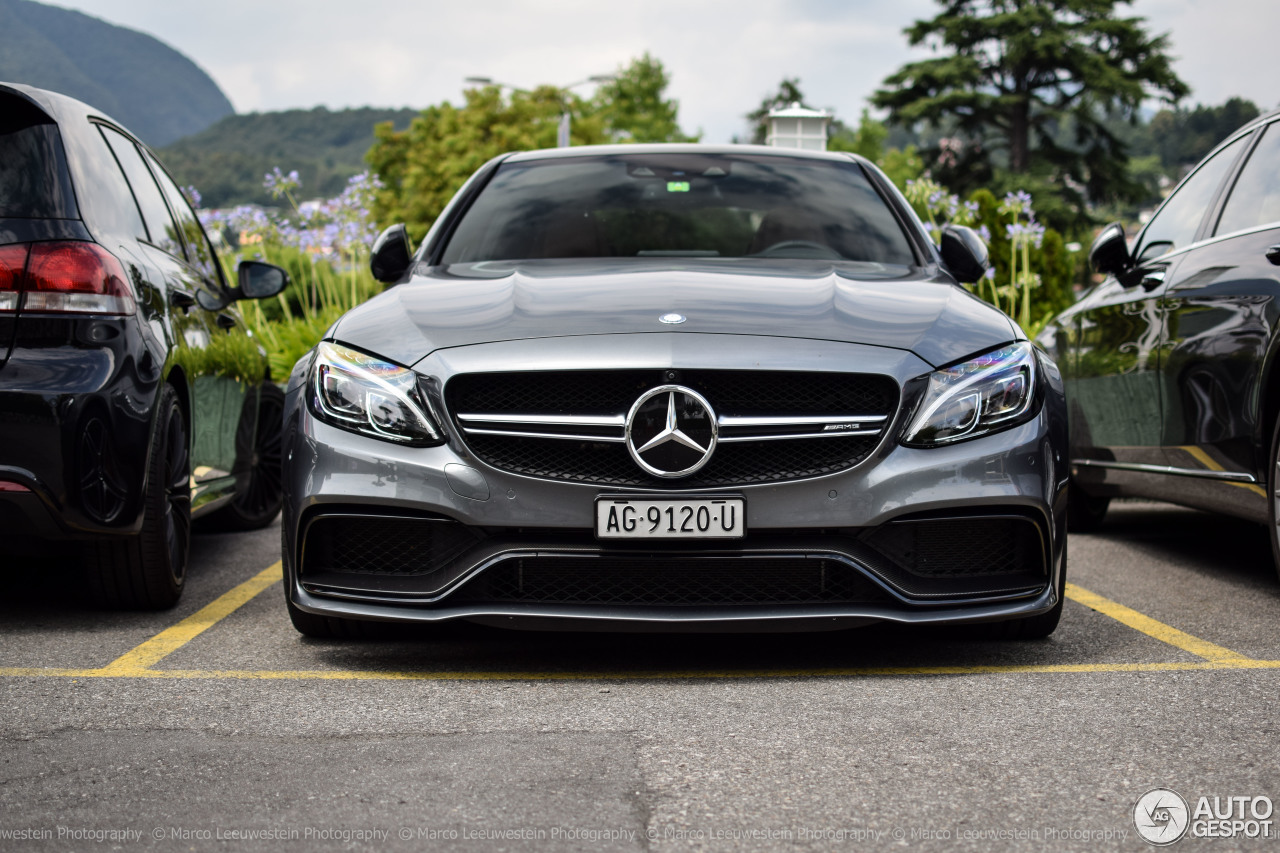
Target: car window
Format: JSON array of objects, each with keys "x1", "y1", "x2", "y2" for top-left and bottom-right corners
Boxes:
[
  {"x1": 1136, "y1": 134, "x2": 1248, "y2": 261},
  {"x1": 440, "y1": 153, "x2": 916, "y2": 266},
  {"x1": 1216, "y1": 124, "x2": 1280, "y2": 236},
  {"x1": 148, "y1": 152, "x2": 220, "y2": 283},
  {"x1": 0, "y1": 98, "x2": 77, "y2": 220},
  {"x1": 100, "y1": 127, "x2": 184, "y2": 257}
]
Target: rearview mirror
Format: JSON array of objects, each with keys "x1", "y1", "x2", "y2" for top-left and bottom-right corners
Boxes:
[
  {"x1": 939, "y1": 224, "x2": 990, "y2": 284},
  {"x1": 1089, "y1": 222, "x2": 1132, "y2": 278},
  {"x1": 236, "y1": 260, "x2": 288, "y2": 300},
  {"x1": 371, "y1": 223, "x2": 413, "y2": 283}
]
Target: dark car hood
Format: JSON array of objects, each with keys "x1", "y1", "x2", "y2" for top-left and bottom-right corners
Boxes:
[{"x1": 331, "y1": 259, "x2": 1018, "y2": 369}]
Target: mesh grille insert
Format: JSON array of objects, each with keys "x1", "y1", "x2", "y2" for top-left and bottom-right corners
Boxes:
[
  {"x1": 861, "y1": 517, "x2": 1045, "y2": 579},
  {"x1": 452, "y1": 556, "x2": 893, "y2": 606},
  {"x1": 302, "y1": 515, "x2": 482, "y2": 577}
]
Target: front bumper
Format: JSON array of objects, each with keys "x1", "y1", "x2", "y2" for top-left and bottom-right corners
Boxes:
[{"x1": 283, "y1": 334, "x2": 1068, "y2": 629}]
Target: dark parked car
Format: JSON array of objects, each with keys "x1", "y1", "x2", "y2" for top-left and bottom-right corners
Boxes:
[
  {"x1": 0, "y1": 83, "x2": 288, "y2": 608},
  {"x1": 282, "y1": 144, "x2": 1069, "y2": 639},
  {"x1": 1046, "y1": 108, "x2": 1280, "y2": 574}
]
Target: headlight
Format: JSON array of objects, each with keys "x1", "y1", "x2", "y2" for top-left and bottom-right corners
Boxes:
[
  {"x1": 309, "y1": 341, "x2": 443, "y2": 445},
  {"x1": 902, "y1": 341, "x2": 1038, "y2": 446}
]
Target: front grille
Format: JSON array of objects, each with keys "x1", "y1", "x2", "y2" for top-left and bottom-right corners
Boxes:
[
  {"x1": 447, "y1": 369, "x2": 898, "y2": 487},
  {"x1": 451, "y1": 556, "x2": 893, "y2": 606},
  {"x1": 301, "y1": 514, "x2": 483, "y2": 577},
  {"x1": 862, "y1": 516, "x2": 1045, "y2": 579}
]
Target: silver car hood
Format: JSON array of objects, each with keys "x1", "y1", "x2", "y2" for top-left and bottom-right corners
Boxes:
[{"x1": 330, "y1": 259, "x2": 1019, "y2": 369}]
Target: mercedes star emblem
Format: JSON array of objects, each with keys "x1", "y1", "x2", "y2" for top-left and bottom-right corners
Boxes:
[{"x1": 625, "y1": 385, "x2": 717, "y2": 477}]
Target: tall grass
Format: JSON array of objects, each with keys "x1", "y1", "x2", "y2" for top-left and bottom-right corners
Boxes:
[{"x1": 196, "y1": 171, "x2": 385, "y2": 381}]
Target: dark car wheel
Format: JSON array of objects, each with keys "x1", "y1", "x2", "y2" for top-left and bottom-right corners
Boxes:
[
  {"x1": 84, "y1": 384, "x2": 191, "y2": 609},
  {"x1": 969, "y1": 539, "x2": 1066, "y2": 640},
  {"x1": 205, "y1": 384, "x2": 285, "y2": 531},
  {"x1": 1268, "y1": 416, "x2": 1280, "y2": 582},
  {"x1": 1067, "y1": 479, "x2": 1110, "y2": 532},
  {"x1": 285, "y1": 593, "x2": 393, "y2": 639}
]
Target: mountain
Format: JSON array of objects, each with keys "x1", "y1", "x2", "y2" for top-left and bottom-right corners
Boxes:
[
  {"x1": 0, "y1": 0, "x2": 232, "y2": 146},
  {"x1": 157, "y1": 107, "x2": 421, "y2": 209}
]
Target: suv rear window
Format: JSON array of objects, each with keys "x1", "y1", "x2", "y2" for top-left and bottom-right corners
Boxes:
[
  {"x1": 440, "y1": 153, "x2": 916, "y2": 266},
  {"x1": 0, "y1": 97, "x2": 77, "y2": 220}
]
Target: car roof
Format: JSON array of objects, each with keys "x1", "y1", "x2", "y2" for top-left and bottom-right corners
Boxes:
[
  {"x1": 0, "y1": 81, "x2": 128, "y2": 134},
  {"x1": 501, "y1": 142, "x2": 870, "y2": 166}
]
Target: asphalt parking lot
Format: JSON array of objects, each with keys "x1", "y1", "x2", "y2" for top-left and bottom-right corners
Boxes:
[{"x1": 3, "y1": 501, "x2": 1279, "y2": 851}]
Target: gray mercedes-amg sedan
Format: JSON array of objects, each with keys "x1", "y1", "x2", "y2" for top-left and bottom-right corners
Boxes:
[{"x1": 280, "y1": 145, "x2": 1068, "y2": 639}]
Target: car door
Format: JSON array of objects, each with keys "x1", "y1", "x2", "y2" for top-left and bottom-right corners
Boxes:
[
  {"x1": 1157, "y1": 119, "x2": 1280, "y2": 522},
  {"x1": 1064, "y1": 130, "x2": 1251, "y2": 499},
  {"x1": 99, "y1": 126, "x2": 258, "y2": 514}
]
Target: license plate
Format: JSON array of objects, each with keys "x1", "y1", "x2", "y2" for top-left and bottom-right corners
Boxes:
[{"x1": 595, "y1": 497, "x2": 745, "y2": 539}]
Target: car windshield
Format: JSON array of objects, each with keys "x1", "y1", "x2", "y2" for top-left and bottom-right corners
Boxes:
[{"x1": 440, "y1": 152, "x2": 916, "y2": 265}]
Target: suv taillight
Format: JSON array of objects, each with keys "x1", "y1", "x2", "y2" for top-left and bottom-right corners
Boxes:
[
  {"x1": 0, "y1": 244, "x2": 27, "y2": 312},
  {"x1": 0, "y1": 241, "x2": 136, "y2": 315}
]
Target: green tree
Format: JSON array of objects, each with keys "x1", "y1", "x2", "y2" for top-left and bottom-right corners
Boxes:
[
  {"x1": 368, "y1": 56, "x2": 692, "y2": 240},
  {"x1": 744, "y1": 78, "x2": 808, "y2": 144},
  {"x1": 827, "y1": 109, "x2": 926, "y2": 188},
  {"x1": 593, "y1": 53, "x2": 698, "y2": 143},
  {"x1": 873, "y1": 0, "x2": 1189, "y2": 221},
  {"x1": 1149, "y1": 97, "x2": 1261, "y2": 170}
]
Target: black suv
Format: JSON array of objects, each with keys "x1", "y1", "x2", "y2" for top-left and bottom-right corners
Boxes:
[
  {"x1": 0, "y1": 82, "x2": 288, "y2": 608},
  {"x1": 1047, "y1": 107, "x2": 1280, "y2": 574}
]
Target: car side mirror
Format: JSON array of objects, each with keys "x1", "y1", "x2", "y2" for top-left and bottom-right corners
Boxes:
[
  {"x1": 371, "y1": 223, "x2": 413, "y2": 283},
  {"x1": 1089, "y1": 222, "x2": 1132, "y2": 278},
  {"x1": 939, "y1": 224, "x2": 990, "y2": 284},
  {"x1": 235, "y1": 260, "x2": 289, "y2": 300}
]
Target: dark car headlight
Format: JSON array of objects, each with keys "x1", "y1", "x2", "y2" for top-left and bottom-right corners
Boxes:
[
  {"x1": 902, "y1": 341, "x2": 1038, "y2": 447},
  {"x1": 309, "y1": 342, "x2": 443, "y2": 445}
]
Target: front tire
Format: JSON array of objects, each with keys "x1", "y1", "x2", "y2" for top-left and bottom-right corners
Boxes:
[
  {"x1": 84, "y1": 384, "x2": 191, "y2": 609},
  {"x1": 285, "y1": 592, "x2": 389, "y2": 639},
  {"x1": 1267, "y1": 416, "x2": 1280, "y2": 582},
  {"x1": 970, "y1": 539, "x2": 1066, "y2": 640},
  {"x1": 1067, "y1": 479, "x2": 1109, "y2": 532},
  {"x1": 203, "y1": 384, "x2": 285, "y2": 531}
]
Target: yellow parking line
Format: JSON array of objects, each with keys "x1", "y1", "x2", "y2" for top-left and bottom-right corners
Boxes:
[
  {"x1": 1065, "y1": 582, "x2": 1252, "y2": 662},
  {"x1": 98, "y1": 562, "x2": 282, "y2": 675},
  {"x1": 2, "y1": 660, "x2": 1280, "y2": 681},
  {"x1": 1179, "y1": 445, "x2": 1267, "y2": 497}
]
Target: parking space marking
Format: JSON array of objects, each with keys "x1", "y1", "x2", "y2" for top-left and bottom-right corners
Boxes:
[
  {"x1": 98, "y1": 562, "x2": 283, "y2": 675},
  {"x1": 1178, "y1": 445, "x2": 1267, "y2": 498},
  {"x1": 0, "y1": 568, "x2": 1275, "y2": 681},
  {"x1": 1064, "y1": 582, "x2": 1251, "y2": 663}
]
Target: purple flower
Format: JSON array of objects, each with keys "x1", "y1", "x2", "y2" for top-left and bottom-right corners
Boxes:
[{"x1": 263, "y1": 167, "x2": 301, "y2": 199}]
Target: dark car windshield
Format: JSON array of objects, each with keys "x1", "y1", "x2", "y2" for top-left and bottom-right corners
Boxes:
[
  {"x1": 0, "y1": 96, "x2": 77, "y2": 220},
  {"x1": 440, "y1": 153, "x2": 916, "y2": 265}
]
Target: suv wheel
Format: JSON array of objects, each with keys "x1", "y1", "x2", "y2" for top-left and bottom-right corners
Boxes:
[
  {"x1": 205, "y1": 384, "x2": 285, "y2": 530},
  {"x1": 85, "y1": 384, "x2": 191, "y2": 609}
]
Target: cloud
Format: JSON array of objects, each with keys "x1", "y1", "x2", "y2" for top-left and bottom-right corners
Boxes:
[{"x1": 44, "y1": 0, "x2": 1280, "y2": 140}]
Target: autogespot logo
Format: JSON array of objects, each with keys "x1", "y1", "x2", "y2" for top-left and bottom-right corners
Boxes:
[
  {"x1": 1134, "y1": 788, "x2": 1190, "y2": 846},
  {"x1": 625, "y1": 385, "x2": 717, "y2": 478}
]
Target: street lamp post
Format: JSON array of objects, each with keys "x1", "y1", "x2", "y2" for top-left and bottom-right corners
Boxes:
[{"x1": 463, "y1": 74, "x2": 615, "y2": 147}]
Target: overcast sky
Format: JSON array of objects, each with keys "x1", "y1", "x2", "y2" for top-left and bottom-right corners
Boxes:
[{"x1": 45, "y1": 0, "x2": 1280, "y2": 142}]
